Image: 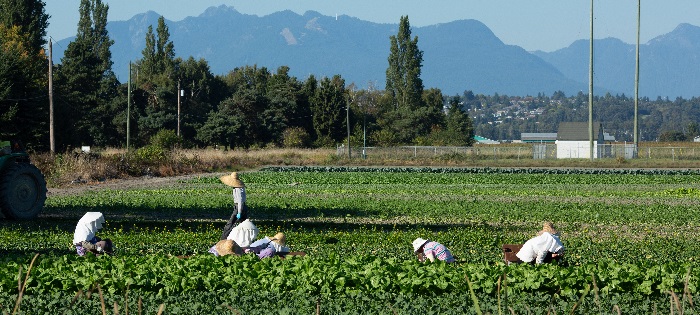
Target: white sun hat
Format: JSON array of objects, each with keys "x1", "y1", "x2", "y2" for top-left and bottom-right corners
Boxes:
[
  {"x1": 226, "y1": 219, "x2": 259, "y2": 247},
  {"x1": 412, "y1": 238, "x2": 429, "y2": 253}
]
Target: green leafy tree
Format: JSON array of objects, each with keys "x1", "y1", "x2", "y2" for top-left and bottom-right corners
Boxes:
[
  {"x1": 199, "y1": 65, "x2": 270, "y2": 149},
  {"x1": 0, "y1": 0, "x2": 49, "y2": 148},
  {"x1": 300, "y1": 75, "x2": 319, "y2": 141},
  {"x1": 686, "y1": 122, "x2": 700, "y2": 139},
  {"x1": 348, "y1": 83, "x2": 381, "y2": 147},
  {"x1": 172, "y1": 57, "x2": 221, "y2": 145},
  {"x1": 0, "y1": 25, "x2": 47, "y2": 146},
  {"x1": 264, "y1": 66, "x2": 306, "y2": 145},
  {"x1": 0, "y1": 0, "x2": 48, "y2": 54},
  {"x1": 195, "y1": 107, "x2": 241, "y2": 149},
  {"x1": 658, "y1": 130, "x2": 687, "y2": 142},
  {"x1": 310, "y1": 75, "x2": 346, "y2": 146},
  {"x1": 444, "y1": 95, "x2": 475, "y2": 146}
]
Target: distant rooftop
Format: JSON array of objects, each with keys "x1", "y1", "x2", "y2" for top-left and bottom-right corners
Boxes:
[
  {"x1": 557, "y1": 122, "x2": 603, "y2": 141},
  {"x1": 521, "y1": 133, "x2": 557, "y2": 143},
  {"x1": 474, "y1": 135, "x2": 500, "y2": 144}
]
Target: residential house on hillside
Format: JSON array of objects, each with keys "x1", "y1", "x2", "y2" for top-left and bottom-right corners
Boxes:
[{"x1": 555, "y1": 122, "x2": 605, "y2": 159}]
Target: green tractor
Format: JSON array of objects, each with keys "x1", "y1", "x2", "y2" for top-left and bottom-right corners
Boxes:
[{"x1": 0, "y1": 140, "x2": 47, "y2": 220}]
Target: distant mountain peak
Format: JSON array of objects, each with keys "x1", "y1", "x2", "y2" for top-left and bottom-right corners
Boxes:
[
  {"x1": 52, "y1": 6, "x2": 700, "y2": 98},
  {"x1": 649, "y1": 22, "x2": 700, "y2": 48},
  {"x1": 674, "y1": 23, "x2": 700, "y2": 32},
  {"x1": 200, "y1": 5, "x2": 238, "y2": 17}
]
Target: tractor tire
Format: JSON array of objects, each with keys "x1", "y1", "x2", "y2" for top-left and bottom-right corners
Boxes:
[{"x1": 0, "y1": 163, "x2": 47, "y2": 220}]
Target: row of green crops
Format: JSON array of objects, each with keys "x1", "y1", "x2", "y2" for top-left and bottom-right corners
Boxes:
[
  {"x1": 260, "y1": 166, "x2": 700, "y2": 176},
  {"x1": 3, "y1": 166, "x2": 700, "y2": 313},
  {"x1": 0, "y1": 254, "x2": 696, "y2": 298},
  {"x1": 0, "y1": 290, "x2": 687, "y2": 315}
]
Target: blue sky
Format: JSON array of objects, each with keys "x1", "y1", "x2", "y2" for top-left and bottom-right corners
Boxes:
[{"x1": 45, "y1": 0, "x2": 699, "y2": 52}]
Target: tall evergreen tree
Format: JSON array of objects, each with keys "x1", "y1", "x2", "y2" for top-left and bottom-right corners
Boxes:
[
  {"x1": 310, "y1": 75, "x2": 346, "y2": 146},
  {"x1": 382, "y1": 16, "x2": 431, "y2": 144},
  {"x1": 54, "y1": 0, "x2": 118, "y2": 149},
  {"x1": 133, "y1": 16, "x2": 177, "y2": 143},
  {"x1": 386, "y1": 16, "x2": 423, "y2": 111}
]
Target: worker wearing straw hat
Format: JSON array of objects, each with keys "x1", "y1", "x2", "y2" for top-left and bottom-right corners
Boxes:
[
  {"x1": 219, "y1": 172, "x2": 249, "y2": 240},
  {"x1": 412, "y1": 238, "x2": 455, "y2": 263},
  {"x1": 247, "y1": 232, "x2": 291, "y2": 259},
  {"x1": 515, "y1": 222, "x2": 564, "y2": 265},
  {"x1": 209, "y1": 239, "x2": 243, "y2": 257}
]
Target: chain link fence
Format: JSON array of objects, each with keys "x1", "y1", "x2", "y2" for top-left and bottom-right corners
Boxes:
[{"x1": 336, "y1": 144, "x2": 700, "y2": 161}]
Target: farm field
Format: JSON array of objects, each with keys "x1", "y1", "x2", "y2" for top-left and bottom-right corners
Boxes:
[{"x1": 2, "y1": 166, "x2": 700, "y2": 314}]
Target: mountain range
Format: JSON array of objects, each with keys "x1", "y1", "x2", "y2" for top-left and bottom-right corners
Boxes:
[{"x1": 53, "y1": 5, "x2": 700, "y2": 99}]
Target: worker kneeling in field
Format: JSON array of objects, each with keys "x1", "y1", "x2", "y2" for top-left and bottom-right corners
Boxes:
[
  {"x1": 515, "y1": 222, "x2": 564, "y2": 265},
  {"x1": 247, "y1": 232, "x2": 291, "y2": 258},
  {"x1": 412, "y1": 238, "x2": 456, "y2": 263},
  {"x1": 219, "y1": 172, "x2": 249, "y2": 240},
  {"x1": 73, "y1": 212, "x2": 113, "y2": 256},
  {"x1": 209, "y1": 218, "x2": 259, "y2": 256},
  {"x1": 210, "y1": 239, "x2": 243, "y2": 257}
]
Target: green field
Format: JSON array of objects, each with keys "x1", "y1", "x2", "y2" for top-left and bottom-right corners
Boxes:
[{"x1": 1, "y1": 167, "x2": 700, "y2": 314}]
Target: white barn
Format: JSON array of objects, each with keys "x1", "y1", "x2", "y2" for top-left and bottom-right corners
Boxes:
[{"x1": 555, "y1": 122, "x2": 605, "y2": 159}]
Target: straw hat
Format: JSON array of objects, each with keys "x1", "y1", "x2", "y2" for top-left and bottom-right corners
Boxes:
[
  {"x1": 269, "y1": 232, "x2": 286, "y2": 246},
  {"x1": 220, "y1": 172, "x2": 245, "y2": 188},
  {"x1": 412, "y1": 238, "x2": 429, "y2": 253},
  {"x1": 269, "y1": 232, "x2": 290, "y2": 253},
  {"x1": 215, "y1": 239, "x2": 242, "y2": 256},
  {"x1": 538, "y1": 222, "x2": 559, "y2": 236}
]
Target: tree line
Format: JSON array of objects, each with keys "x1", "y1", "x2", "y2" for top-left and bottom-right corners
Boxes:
[
  {"x1": 3, "y1": 0, "x2": 698, "y2": 153},
  {"x1": 1, "y1": 1, "x2": 475, "y2": 152}
]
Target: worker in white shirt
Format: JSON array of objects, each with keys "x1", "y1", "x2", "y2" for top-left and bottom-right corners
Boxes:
[
  {"x1": 219, "y1": 172, "x2": 249, "y2": 240},
  {"x1": 515, "y1": 222, "x2": 564, "y2": 264}
]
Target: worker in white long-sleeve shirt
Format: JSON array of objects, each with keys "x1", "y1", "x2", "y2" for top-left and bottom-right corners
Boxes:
[
  {"x1": 219, "y1": 172, "x2": 248, "y2": 240},
  {"x1": 515, "y1": 222, "x2": 564, "y2": 264},
  {"x1": 73, "y1": 212, "x2": 113, "y2": 256}
]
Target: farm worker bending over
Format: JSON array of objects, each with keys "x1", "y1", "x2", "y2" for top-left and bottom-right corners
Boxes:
[
  {"x1": 219, "y1": 172, "x2": 249, "y2": 240},
  {"x1": 209, "y1": 239, "x2": 243, "y2": 257},
  {"x1": 412, "y1": 238, "x2": 455, "y2": 263},
  {"x1": 516, "y1": 222, "x2": 564, "y2": 264},
  {"x1": 73, "y1": 212, "x2": 113, "y2": 256},
  {"x1": 247, "y1": 232, "x2": 291, "y2": 259},
  {"x1": 209, "y1": 219, "x2": 259, "y2": 255}
]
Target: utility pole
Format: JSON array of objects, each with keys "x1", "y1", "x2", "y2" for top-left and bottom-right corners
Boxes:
[
  {"x1": 588, "y1": 0, "x2": 594, "y2": 161},
  {"x1": 48, "y1": 39, "x2": 55, "y2": 153},
  {"x1": 177, "y1": 80, "x2": 181, "y2": 137},
  {"x1": 346, "y1": 95, "x2": 351, "y2": 159},
  {"x1": 634, "y1": 0, "x2": 640, "y2": 157},
  {"x1": 127, "y1": 61, "x2": 131, "y2": 151},
  {"x1": 364, "y1": 82, "x2": 374, "y2": 160}
]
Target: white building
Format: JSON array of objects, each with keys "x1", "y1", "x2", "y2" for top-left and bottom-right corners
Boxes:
[{"x1": 555, "y1": 122, "x2": 605, "y2": 159}]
